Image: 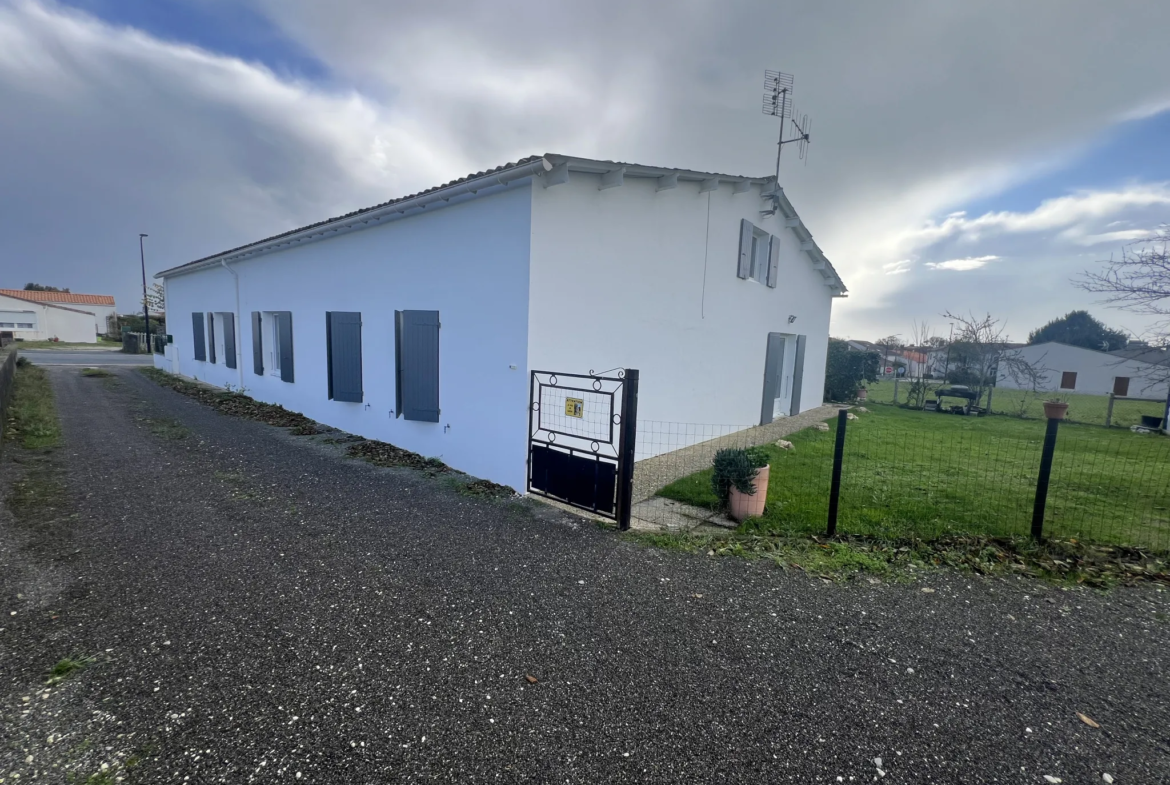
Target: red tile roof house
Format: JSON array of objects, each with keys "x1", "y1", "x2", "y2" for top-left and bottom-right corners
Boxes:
[
  {"x1": 0, "y1": 290, "x2": 116, "y2": 337},
  {"x1": 0, "y1": 290, "x2": 105, "y2": 342}
]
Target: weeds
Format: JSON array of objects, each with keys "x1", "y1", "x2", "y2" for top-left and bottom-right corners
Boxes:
[
  {"x1": 80, "y1": 368, "x2": 113, "y2": 378},
  {"x1": 46, "y1": 654, "x2": 98, "y2": 686},
  {"x1": 626, "y1": 530, "x2": 1170, "y2": 586},
  {"x1": 6, "y1": 362, "x2": 62, "y2": 448},
  {"x1": 138, "y1": 368, "x2": 315, "y2": 429}
]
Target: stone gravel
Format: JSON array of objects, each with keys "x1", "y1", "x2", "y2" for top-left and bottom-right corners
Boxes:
[{"x1": 1, "y1": 366, "x2": 1168, "y2": 783}]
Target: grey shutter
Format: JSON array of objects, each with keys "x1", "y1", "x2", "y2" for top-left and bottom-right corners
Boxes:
[
  {"x1": 278, "y1": 312, "x2": 295, "y2": 383},
  {"x1": 790, "y1": 335, "x2": 807, "y2": 415},
  {"x1": 192, "y1": 312, "x2": 206, "y2": 361},
  {"x1": 327, "y1": 311, "x2": 363, "y2": 402},
  {"x1": 766, "y1": 234, "x2": 780, "y2": 288},
  {"x1": 737, "y1": 219, "x2": 753, "y2": 279},
  {"x1": 207, "y1": 314, "x2": 216, "y2": 364},
  {"x1": 396, "y1": 310, "x2": 440, "y2": 422},
  {"x1": 251, "y1": 311, "x2": 263, "y2": 376},
  {"x1": 223, "y1": 312, "x2": 237, "y2": 370}
]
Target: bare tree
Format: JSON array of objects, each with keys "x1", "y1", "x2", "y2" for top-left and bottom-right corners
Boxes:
[
  {"x1": 941, "y1": 311, "x2": 1047, "y2": 411},
  {"x1": 1077, "y1": 226, "x2": 1170, "y2": 336},
  {"x1": 904, "y1": 320, "x2": 939, "y2": 408}
]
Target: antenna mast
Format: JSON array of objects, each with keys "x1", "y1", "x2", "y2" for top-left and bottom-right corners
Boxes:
[{"x1": 763, "y1": 70, "x2": 812, "y2": 182}]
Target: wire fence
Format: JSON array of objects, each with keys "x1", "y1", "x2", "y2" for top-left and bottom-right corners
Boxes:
[
  {"x1": 631, "y1": 407, "x2": 1170, "y2": 552},
  {"x1": 866, "y1": 379, "x2": 1168, "y2": 430}
]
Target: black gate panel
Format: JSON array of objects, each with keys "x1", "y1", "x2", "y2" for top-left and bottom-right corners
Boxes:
[
  {"x1": 527, "y1": 369, "x2": 639, "y2": 527},
  {"x1": 530, "y1": 445, "x2": 617, "y2": 514}
]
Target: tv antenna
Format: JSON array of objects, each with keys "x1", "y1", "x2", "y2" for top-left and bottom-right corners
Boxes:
[{"x1": 763, "y1": 69, "x2": 812, "y2": 181}]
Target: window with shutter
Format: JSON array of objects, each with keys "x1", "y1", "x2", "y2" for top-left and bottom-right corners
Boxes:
[
  {"x1": 1060, "y1": 371, "x2": 1077, "y2": 390},
  {"x1": 207, "y1": 313, "x2": 216, "y2": 364},
  {"x1": 277, "y1": 312, "x2": 295, "y2": 383},
  {"x1": 192, "y1": 312, "x2": 206, "y2": 361},
  {"x1": 222, "y1": 312, "x2": 237, "y2": 370},
  {"x1": 395, "y1": 310, "x2": 440, "y2": 422},
  {"x1": 737, "y1": 219, "x2": 753, "y2": 279},
  {"x1": 252, "y1": 312, "x2": 263, "y2": 376},
  {"x1": 326, "y1": 311, "x2": 362, "y2": 402}
]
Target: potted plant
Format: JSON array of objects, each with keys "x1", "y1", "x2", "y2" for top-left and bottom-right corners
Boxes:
[
  {"x1": 711, "y1": 447, "x2": 771, "y2": 521},
  {"x1": 1042, "y1": 393, "x2": 1069, "y2": 420},
  {"x1": 856, "y1": 386, "x2": 869, "y2": 401}
]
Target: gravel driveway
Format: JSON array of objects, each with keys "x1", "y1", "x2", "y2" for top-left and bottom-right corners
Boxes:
[{"x1": 1, "y1": 366, "x2": 1168, "y2": 783}]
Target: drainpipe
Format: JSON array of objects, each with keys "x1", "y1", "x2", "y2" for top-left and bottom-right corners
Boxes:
[{"x1": 221, "y1": 260, "x2": 244, "y2": 390}]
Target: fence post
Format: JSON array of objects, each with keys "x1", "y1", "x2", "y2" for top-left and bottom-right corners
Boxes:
[
  {"x1": 893, "y1": 377, "x2": 899, "y2": 405},
  {"x1": 826, "y1": 408, "x2": 848, "y2": 537},
  {"x1": 616, "y1": 368, "x2": 640, "y2": 531},
  {"x1": 1105, "y1": 393, "x2": 1115, "y2": 428},
  {"x1": 1030, "y1": 416, "x2": 1060, "y2": 541},
  {"x1": 985, "y1": 385, "x2": 994, "y2": 415}
]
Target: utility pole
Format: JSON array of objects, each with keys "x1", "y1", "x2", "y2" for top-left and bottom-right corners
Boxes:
[{"x1": 139, "y1": 234, "x2": 150, "y2": 348}]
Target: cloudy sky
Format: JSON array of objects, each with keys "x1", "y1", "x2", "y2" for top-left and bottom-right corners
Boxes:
[{"x1": 2, "y1": 0, "x2": 1169, "y2": 342}]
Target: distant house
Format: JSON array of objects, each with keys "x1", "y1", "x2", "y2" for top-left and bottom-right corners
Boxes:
[
  {"x1": 0, "y1": 290, "x2": 115, "y2": 336},
  {"x1": 998, "y1": 341, "x2": 1169, "y2": 399},
  {"x1": 154, "y1": 153, "x2": 847, "y2": 490},
  {"x1": 1109, "y1": 341, "x2": 1170, "y2": 368},
  {"x1": 0, "y1": 291, "x2": 98, "y2": 342}
]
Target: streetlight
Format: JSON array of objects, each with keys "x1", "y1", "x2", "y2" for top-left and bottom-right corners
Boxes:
[{"x1": 139, "y1": 233, "x2": 150, "y2": 347}]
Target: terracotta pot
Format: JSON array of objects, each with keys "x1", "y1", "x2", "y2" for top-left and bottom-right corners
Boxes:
[
  {"x1": 856, "y1": 388, "x2": 868, "y2": 401},
  {"x1": 728, "y1": 464, "x2": 770, "y2": 522},
  {"x1": 1042, "y1": 401, "x2": 1069, "y2": 420}
]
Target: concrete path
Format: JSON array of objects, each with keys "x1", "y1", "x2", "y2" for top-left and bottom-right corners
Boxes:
[
  {"x1": 19, "y1": 348, "x2": 153, "y2": 366},
  {"x1": 1, "y1": 368, "x2": 1166, "y2": 783},
  {"x1": 632, "y1": 403, "x2": 843, "y2": 505}
]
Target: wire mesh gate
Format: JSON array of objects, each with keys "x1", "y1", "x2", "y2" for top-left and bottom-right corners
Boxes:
[{"x1": 528, "y1": 368, "x2": 639, "y2": 529}]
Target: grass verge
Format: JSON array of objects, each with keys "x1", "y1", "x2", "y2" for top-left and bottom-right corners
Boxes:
[
  {"x1": 6, "y1": 361, "x2": 63, "y2": 448},
  {"x1": 626, "y1": 530, "x2": 1170, "y2": 586},
  {"x1": 658, "y1": 404, "x2": 1170, "y2": 551}
]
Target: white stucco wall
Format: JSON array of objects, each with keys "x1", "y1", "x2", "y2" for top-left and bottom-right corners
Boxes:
[
  {"x1": 528, "y1": 175, "x2": 836, "y2": 430},
  {"x1": 998, "y1": 342, "x2": 1170, "y2": 398},
  {"x1": 163, "y1": 183, "x2": 534, "y2": 490},
  {"x1": 0, "y1": 294, "x2": 96, "y2": 342}
]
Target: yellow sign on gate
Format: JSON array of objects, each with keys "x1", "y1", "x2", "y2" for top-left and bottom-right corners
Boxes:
[{"x1": 565, "y1": 397, "x2": 584, "y2": 418}]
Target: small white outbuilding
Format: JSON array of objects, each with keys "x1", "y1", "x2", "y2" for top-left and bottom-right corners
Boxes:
[
  {"x1": 998, "y1": 341, "x2": 1169, "y2": 399},
  {"x1": 156, "y1": 154, "x2": 847, "y2": 492},
  {"x1": 0, "y1": 291, "x2": 97, "y2": 343}
]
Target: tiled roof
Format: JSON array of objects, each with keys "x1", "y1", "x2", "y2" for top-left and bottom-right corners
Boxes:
[
  {"x1": 0, "y1": 289, "x2": 114, "y2": 306},
  {"x1": 0, "y1": 291, "x2": 95, "y2": 315}
]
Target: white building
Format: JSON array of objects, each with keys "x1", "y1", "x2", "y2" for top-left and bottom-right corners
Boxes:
[
  {"x1": 155, "y1": 154, "x2": 847, "y2": 491},
  {"x1": 0, "y1": 290, "x2": 115, "y2": 336},
  {"x1": 998, "y1": 341, "x2": 1170, "y2": 399},
  {"x1": 0, "y1": 291, "x2": 98, "y2": 343}
]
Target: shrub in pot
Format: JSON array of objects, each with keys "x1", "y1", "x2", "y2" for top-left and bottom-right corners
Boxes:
[
  {"x1": 1042, "y1": 393, "x2": 1069, "y2": 420},
  {"x1": 711, "y1": 447, "x2": 771, "y2": 521}
]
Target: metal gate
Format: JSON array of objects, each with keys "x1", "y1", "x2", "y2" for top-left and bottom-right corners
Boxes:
[{"x1": 528, "y1": 368, "x2": 639, "y2": 529}]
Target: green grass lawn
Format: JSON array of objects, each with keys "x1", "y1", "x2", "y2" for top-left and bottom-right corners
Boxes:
[
  {"x1": 863, "y1": 379, "x2": 1166, "y2": 428},
  {"x1": 658, "y1": 405, "x2": 1170, "y2": 551}
]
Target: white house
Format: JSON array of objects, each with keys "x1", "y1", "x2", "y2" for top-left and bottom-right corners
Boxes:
[
  {"x1": 0, "y1": 291, "x2": 98, "y2": 343},
  {"x1": 0, "y1": 290, "x2": 115, "y2": 336},
  {"x1": 998, "y1": 341, "x2": 1170, "y2": 399},
  {"x1": 155, "y1": 154, "x2": 847, "y2": 491}
]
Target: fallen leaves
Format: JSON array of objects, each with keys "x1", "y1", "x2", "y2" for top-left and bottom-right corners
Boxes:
[
  {"x1": 1077, "y1": 712, "x2": 1100, "y2": 728},
  {"x1": 524, "y1": 675, "x2": 538, "y2": 685}
]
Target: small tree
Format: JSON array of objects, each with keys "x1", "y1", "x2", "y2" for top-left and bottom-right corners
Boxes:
[
  {"x1": 941, "y1": 311, "x2": 1046, "y2": 410},
  {"x1": 24, "y1": 283, "x2": 70, "y2": 292},
  {"x1": 824, "y1": 338, "x2": 880, "y2": 401},
  {"x1": 143, "y1": 282, "x2": 165, "y2": 315}
]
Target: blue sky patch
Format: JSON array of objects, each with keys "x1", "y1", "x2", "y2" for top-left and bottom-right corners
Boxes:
[{"x1": 60, "y1": 0, "x2": 329, "y2": 81}]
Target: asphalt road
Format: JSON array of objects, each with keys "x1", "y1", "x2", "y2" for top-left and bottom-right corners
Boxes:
[
  {"x1": 19, "y1": 348, "x2": 153, "y2": 366},
  {"x1": 1, "y1": 366, "x2": 1167, "y2": 783}
]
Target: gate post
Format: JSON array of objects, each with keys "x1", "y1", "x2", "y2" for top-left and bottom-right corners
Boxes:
[
  {"x1": 616, "y1": 369, "x2": 640, "y2": 531},
  {"x1": 1031, "y1": 416, "x2": 1060, "y2": 541},
  {"x1": 826, "y1": 408, "x2": 848, "y2": 537}
]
